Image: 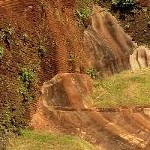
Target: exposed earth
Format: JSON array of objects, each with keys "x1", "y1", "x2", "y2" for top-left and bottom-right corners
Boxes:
[{"x1": 0, "y1": 0, "x2": 150, "y2": 150}]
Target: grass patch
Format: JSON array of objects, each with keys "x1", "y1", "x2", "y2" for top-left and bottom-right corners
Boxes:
[
  {"x1": 7, "y1": 130, "x2": 97, "y2": 150},
  {"x1": 93, "y1": 68, "x2": 150, "y2": 108}
]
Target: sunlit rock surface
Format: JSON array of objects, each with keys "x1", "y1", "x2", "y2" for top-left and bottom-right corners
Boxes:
[
  {"x1": 32, "y1": 73, "x2": 150, "y2": 150},
  {"x1": 84, "y1": 6, "x2": 134, "y2": 76},
  {"x1": 130, "y1": 45, "x2": 150, "y2": 71}
]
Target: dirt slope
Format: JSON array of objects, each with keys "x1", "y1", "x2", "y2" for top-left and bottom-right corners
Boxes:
[
  {"x1": 0, "y1": 0, "x2": 88, "y2": 134},
  {"x1": 0, "y1": 0, "x2": 135, "y2": 132},
  {"x1": 0, "y1": 0, "x2": 149, "y2": 149}
]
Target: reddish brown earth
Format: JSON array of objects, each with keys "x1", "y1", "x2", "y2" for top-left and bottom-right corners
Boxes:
[
  {"x1": 0, "y1": 0, "x2": 136, "y2": 130},
  {"x1": 136, "y1": 0, "x2": 150, "y2": 7},
  {"x1": 0, "y1": 0, "x2": 150, "y2": 149},
  {"x1": 32, "y1": 73, "x2": 150, "y2": 150},
  {"x1": 0, "y1": 0, "x2": 88, "y2": 131}
]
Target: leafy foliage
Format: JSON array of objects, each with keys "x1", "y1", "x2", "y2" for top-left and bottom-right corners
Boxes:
[
  {"x1": 1, "y1": 25, "x2": 13, "y2": 48},
  {"x1": 86, "y1": 68, "x2": 97, "y2": 79},
  {"x1": 19, "y1": 68, "x2": 35, "y2": 83},
  {"x1": 19, "y1": 68, "x2": 36, "y2": 102},
  {"x1": 37, "y1": 45, "x2": 46, "y2": 58},
  {"x1": 112, "y1": 0, "x2": 135, "y2": 9},
  {"x1": 75, "y1": 6, "x2": 91, "y2": 26}
]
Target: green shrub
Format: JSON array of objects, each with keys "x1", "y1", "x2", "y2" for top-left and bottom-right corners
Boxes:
[
  {"x1": 75, "y1": 6, "x2": 91, "y2": 25},
  {"x1": 86, "y1": 68, "x2": 97, "y2": 79},
  {"x1": 19, "y1": 68, "x2": 36, "y2": 101},
  {"x1": 112, "y1": 0, "x2": 135, "y2": 9},
  {"x1": 19, "y1": 68, "x2": 35, "y2": 83},
  {"x1": 1, "y1": 25, "x2": 13, "y2": 48}
]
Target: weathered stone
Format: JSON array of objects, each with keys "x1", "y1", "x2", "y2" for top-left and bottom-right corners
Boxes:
[
  {"x1": 145, "y1": 48, "x2": 150, "y2": 66},
  {"x1": 41, "y1": 73, "x2": 94, "y2": 109},
  {"x1": 84, "y1": 5, "x2": 134, "y2": 76},
  {"x1": 137, "y1": 46, "x2": 148, "y2": 68},
  {"x1": 31, "y1": 74, "x2": 150, "y2": 149},
  {"x1": 130, "y1": 45, "x2": 150, "y2": 70},
  {"x1": 129, "y1": 50, "x2": 140, "y2": 71}
]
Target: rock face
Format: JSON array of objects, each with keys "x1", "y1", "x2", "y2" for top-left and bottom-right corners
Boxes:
[
  {"x1": 32, "y1": 73, "x2": 150, "y2": 150},
  {"x1": 41, "y1": 73, "x2": 94, "y2": 109},
  {"x1": 130, "y1": 45, "x2": 150, "y2": 71},
  {"x1": 84, "y1": 6, "x2": 134, "y2": 77}
]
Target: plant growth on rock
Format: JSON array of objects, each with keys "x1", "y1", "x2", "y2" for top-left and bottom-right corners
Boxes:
[
  {"x1": 1, "y1": 25, "x2": 13, "y2": 48},
  {"x1": 75, "y1": 6, "x2": 91, "y2": 26},
  {"x1": 86, "y1": 68, "x2": 97, "y2": 79},
  {"x1": 19, "y1": 68, "x2": 36, "y2": 102}
]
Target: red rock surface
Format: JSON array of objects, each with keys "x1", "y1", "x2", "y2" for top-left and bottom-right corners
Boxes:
[
  {"x1": 40, "y1": 73, "x2": 94, "y2": 109},
  {"x1": 32, "y1": 73, "x2": 150, "y2": 149}
]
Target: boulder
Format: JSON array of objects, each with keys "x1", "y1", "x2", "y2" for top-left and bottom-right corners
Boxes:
[
  {"x1": 130, "y1": 45, "x2": 150, "y2": 70},
  {"x1": 137, "y1": 46, "x2": 148, "y2": 68},
  {"x1": 41, "y1": 73, "x2": 94, "y2": 109},
  {"x1": 129, "y1": 50, "x2": 140, "y2": 71},
  {"x1": 84, "y1": 5, "x2": 134, "y2": 76}
]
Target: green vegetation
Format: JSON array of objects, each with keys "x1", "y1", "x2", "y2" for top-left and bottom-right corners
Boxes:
[
  {"x1": 86, "y1": 68, "x2": 97, "y2": 79},
  {"x1": 7, "y1": 130, "x2": 98, "y2": 150},
  {"x1": 19, "y1": 68, "x2": 35, "y2": 84},
  {"x1": 19, "y1": 68, "x2": 36, "y2": 102},
  {"x1": 37, "y1": 45, "x2": 46, "y2": 58},
  {"x1": 93, "y1": 68, "x2": 150, "y2": 108},
  {"x1": 1, "y1": 24, "x2": 13, "y2": 48},
  {"x1": 0, "y1": 45, "x2": 4, "y2": 59},
  {"x1": 0, "y1": 76, "x2": 25, "y2": 145},
  {"x1": 112, "y1": 0, "x2": 135, "y2": 6},
  {"x1": 111, "y1": 0, "x2": 135, "y2": 9},
  {"x1": 75, "y1": 6, "x2": 91, "y2": 26}
]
